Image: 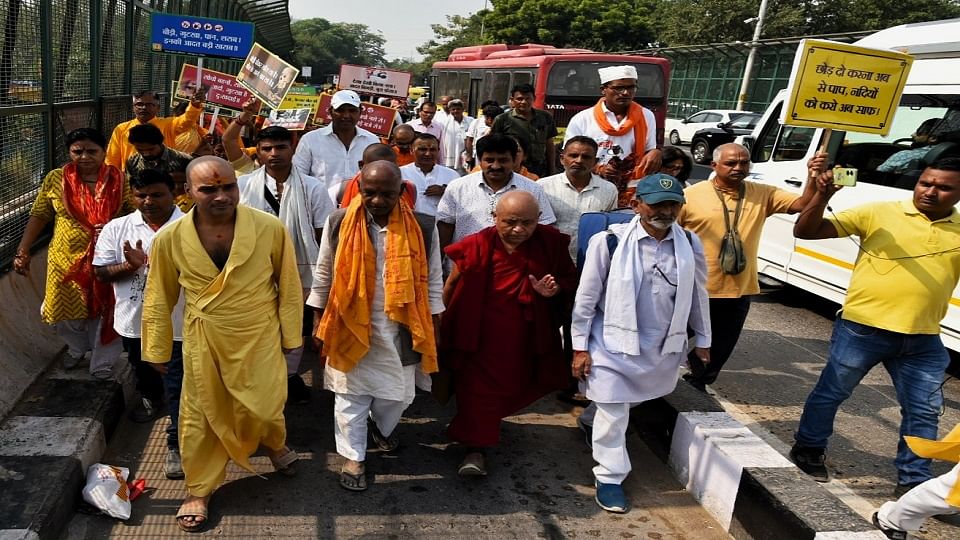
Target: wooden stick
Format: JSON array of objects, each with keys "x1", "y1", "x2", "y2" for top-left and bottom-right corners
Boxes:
[{"x1": 810, "y1": 128, "x2": 833, "y2": 179}]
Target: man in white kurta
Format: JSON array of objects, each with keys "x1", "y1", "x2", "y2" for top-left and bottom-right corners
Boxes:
[
  {"x1": 439, "y1": 99, "x2": 473, "y2": 174},
  {"x1": 571, "y1": 173, "x2": 711, "y2": 513},
  {"x1": 238, "y1": 125, "x2": 333, "y2": 403},
  {"x1": 400, "y1": 133, "x2": 461, "y2": 217},
  {"x1": 308, "y1": 161, "x2": 443, "y2": 492}
]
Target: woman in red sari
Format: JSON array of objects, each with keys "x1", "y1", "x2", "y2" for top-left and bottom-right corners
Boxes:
[{"x1": 14, "y1": 128, "x2": 133, "y2": 378}]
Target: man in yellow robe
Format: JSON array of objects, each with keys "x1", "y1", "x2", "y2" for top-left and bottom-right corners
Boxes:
[{"x1": 141, "y1": 156, "x2": 303, "y2": 532}]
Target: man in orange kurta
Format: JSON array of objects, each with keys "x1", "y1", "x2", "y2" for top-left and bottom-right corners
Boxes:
[
  {"x1": 106, "y1": 91, "x2": 204, "y2": 171},
  {"x1": 441, "y1": 191, "x2": 577, "y2": 477}
]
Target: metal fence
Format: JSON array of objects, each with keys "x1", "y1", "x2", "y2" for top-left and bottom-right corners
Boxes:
[
  {"x1": 630, "y1": 32, "x2": 873, "y2": 118},
  {"x1": 0, "y1": 0, "x2": 291, "y2": 269}
]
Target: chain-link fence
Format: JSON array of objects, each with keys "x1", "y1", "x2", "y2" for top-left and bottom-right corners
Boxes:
[{"x1": 0, "y1": 0, "x2": 292, "y2": 270}]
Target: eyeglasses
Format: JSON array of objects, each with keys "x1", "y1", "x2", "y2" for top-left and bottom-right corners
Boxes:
[{"x1": 606, "y1": 85, "x2": 637, "y2": 94}]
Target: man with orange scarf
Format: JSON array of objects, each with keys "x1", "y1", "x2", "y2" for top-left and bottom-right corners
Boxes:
[
  {"x1": 441, "y1": 191, "x2": 578, "y2": 477},
  {"x1": 308, "y1": 161, "x2": 443, "y2": 492},
  {"x1": 564, "y1": 65, "x2": 662, "y2": 206}
]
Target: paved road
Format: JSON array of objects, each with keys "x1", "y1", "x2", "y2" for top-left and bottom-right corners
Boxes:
[
  {"x1": 65, "y1": 385, "x2": 729, "y2": 539},
  {"x1": 710, "y1": 284, "x2": 960, "y2": 540}
]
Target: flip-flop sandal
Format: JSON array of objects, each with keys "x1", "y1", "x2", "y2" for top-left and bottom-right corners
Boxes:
[
  {"x1": 339, "y1": 468, "x2": 368, "y2": 491},
  {"x1": 268, "y1": 447, "x2": 299, "y2": 477},
  {"x1": 368, "y1": 420, "x2": 400, "y2": 452},
  {"x1": 175, "y1": 496, "x2": 209, "y2": 533}
]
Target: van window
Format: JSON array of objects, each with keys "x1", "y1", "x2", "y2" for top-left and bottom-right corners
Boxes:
[
  {"x1": 837, "y1": 93, "x2": 960, "y2": 189},
  {"x1": 750, "y1": 102, "x2": 815, "y2": 163},
  {"x1": 513, "y1": 71, "x2": 533, "y2": 89},
  {"x1": 492, "y1": 72, "x2": 511, "y2": 104}
]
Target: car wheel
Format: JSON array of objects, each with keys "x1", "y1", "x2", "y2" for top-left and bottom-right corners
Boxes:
[
  {"x1": 669, "y1": 130, "x2": 680, "y2": 145},
  {"x1": 691, "y1": 140, "x2": 710, "y2": 164}
]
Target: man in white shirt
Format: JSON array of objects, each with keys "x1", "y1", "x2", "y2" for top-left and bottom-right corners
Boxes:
[
  {"x1": 465, "y1": 102, "x2": 503, "y2": 168},
  {"x1": 571, "y1": 173, "x2": 710, "y2": 514},
  {"x1": 308, "y1": 161, "x2": 443, "y2": 492},
  {"x1": 440, "y1": 99, "x2": 473, "y2": 173},
  {"x1": 400, "y1": 133, "x2": 460, "y2": 217},
  {"x1": 437, "y1": 133, "x2": 557, "y2": 250},
  {"x1": 93, "y1": 168, "x2": 187, "y2": 480},
  {"x1": 539, "y1": 136, "x2": 619, "y2": 263},
  {"x1": 293, "y1": 90, "x2": 379, "y2": 205},
  {"x1": 564, "y1": 66, "x2": 662, "y2": 205},
  {"x1": 239, "y1": 126, "x2": 334, "y2": 404},
  {"x1": 406, "y1": 101, "x2": 446, "y2": 162}
]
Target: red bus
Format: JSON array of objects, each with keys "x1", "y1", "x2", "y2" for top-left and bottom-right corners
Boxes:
[{"x1": 431, "y1": 44, "x2": 671, "y2": 144}]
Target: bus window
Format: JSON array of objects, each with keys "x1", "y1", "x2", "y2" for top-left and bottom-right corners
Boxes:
[
  {"x1": 513, "y1": 71, "x2": 533, "y2": 89},
  {"x1": 546, "y1": 61, "x2": 664, "y2": 98},
  {"x1": 492, "y1": 72, "x2": 511, "y2": 104}
]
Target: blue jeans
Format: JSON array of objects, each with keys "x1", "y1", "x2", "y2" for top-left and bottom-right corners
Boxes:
[
  {"x1": 164, "y1": 342, "x2": 184, "y2": 451},
  {"x1": 795, "y1": 318, "x2": 949, "y2": 485}
]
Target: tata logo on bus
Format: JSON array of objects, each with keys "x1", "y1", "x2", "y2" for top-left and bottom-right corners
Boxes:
[{"x1": 546, "y1": 104, "x2": 566, "y2": 110}]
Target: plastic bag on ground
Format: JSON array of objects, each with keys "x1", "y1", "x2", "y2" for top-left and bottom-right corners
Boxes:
[{"x1": 81, "y1": 463, "x2": 131, "y2": 520}]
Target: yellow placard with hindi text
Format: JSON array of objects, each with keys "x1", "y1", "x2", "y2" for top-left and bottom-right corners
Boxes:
[
  {"x1": 782, "y1": 39, "x2": 913, "y2": 136},
  {"x1": 279, "y1": 94, "x2": 321, "y2": 121}
]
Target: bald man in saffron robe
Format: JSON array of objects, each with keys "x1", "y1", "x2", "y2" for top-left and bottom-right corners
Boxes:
[
  {"x1": 441, "y1": 191, "x2": 577, "y2": 476},
  {"x1": 142, "y1": 156, "x2": 303, "y2": 532}
]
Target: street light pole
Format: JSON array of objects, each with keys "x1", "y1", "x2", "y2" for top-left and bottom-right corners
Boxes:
[{"x1": 736, "y1": 0, "x2": 769, "y2": 111}]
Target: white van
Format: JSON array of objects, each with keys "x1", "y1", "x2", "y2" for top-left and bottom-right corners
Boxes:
[{"x1": 744, "y1": 18, "x2": 960, "y2": 352}]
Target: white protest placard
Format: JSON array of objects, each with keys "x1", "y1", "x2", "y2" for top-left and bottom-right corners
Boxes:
[{"x1": 337, "y1": 64, "x2": 412, "y2": 99}]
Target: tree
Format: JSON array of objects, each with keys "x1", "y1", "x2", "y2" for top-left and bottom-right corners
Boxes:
[
  {"x1": 291, "y1": 18, "x2": 387, "y2": 79},
  {"x1": 480, "y1": 0, "x2": 659, "y2": 51},
  {"x1": 416, "y1": 13, "x2": 490, "y2": 65},
  {"x1": 654, "y1": 0, "x2": 960, "y2": 47}
]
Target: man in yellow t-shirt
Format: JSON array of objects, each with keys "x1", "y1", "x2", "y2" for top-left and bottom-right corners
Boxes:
[
  {"x1": 790, "y1": 159, "x2": 960, "y2": 494},
  {"x1": 677, "y1": 143, "x2": 817, "y2": 391}
]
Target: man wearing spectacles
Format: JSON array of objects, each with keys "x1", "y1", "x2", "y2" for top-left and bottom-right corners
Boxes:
[
  {"x1": 106, "y1": 90, "x2": 204, "y2": 172},
  {"x1": 564, "y1": 65, "x2": 662, "y2": 207}
]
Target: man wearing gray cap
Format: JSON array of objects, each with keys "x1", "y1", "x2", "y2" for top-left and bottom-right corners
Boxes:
[
  {"x1": 564, "y1": 65, "x2": 662, "y2": 206},
  {"x1": 571, "y1": 173, "x2": 711, "y2": 514},
  {"x1": 294, "y1": 90, "x2": 380, "y2": 205}
]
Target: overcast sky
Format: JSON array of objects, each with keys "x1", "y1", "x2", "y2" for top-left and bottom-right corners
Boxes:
[{"x1": 288, "y1": 0, "x2": 484, "y2": 60}]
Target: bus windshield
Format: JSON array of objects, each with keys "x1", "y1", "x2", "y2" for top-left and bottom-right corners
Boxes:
[{"x1": 546, "y1": 61, "x2": 665, "y2": 99}]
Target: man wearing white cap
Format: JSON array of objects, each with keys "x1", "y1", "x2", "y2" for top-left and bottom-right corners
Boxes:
[
  {"x1": 571, "y1": 173, "x2": 711, "y2": 513},
  {"x1": 564, "y1": 66, "x2": 662, "y2": 206},
  {"x1": 294, "y1": 90, "x2": 380, "y2": 205}
]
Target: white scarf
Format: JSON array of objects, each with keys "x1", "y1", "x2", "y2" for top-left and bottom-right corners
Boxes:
[
  {"x1": 603, "y1": 216, "x2": 696, "y2": 356},
  {"x1": 239, "y1": 166, "x2": 319, "y2": 288}
]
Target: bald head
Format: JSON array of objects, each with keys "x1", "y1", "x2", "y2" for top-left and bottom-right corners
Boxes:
[
  {"x1": 186, "y1": 155, "x2": 235, "y2": 188},
  {"x1": 493, "y1": 191, "x2": 540, "y2": 248},
  {"x1": 495, "y1": 190, "x2": 539, "y2": 215},
  {"x1": 361, "y1": 142, "x2": 397, "y2": 166},
  {"x1": 185, "y1": 156, "x2": 238, "y2": 219},
  {"x1": 359, "y1": 161, "x2": 403, "y2": 220},
  {"x1": 392, "y1": 124, "x2": 415, "y2": 139}
]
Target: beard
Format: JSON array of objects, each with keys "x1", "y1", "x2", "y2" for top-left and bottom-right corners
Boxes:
[{"x1": 646, "y1": 216, "x2": 676, "y2": 230}]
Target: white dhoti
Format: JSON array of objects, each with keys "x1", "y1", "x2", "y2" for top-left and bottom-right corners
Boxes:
[
  {"x1": 877, "y1": 462, "x2": 960, "y2": 531},
  {"x1": 55, "y1": 318, "x2": 123, "y2": 376}
]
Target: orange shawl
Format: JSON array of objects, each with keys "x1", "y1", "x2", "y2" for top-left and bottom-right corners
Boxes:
[
  {"x1": 591, "y1": 99, "x2": 648, "y2": 159},
  {"x1": 61, "y1": 162, "x2": 124, "y2": 344},
  {"x1": 319, "y1": 196, "x2": 437, "y2": 374}
]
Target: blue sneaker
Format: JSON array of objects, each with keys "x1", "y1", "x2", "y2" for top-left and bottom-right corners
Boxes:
[
  {"x1": 595, "y1": 481, "x2": 628, "y2": 513},
  {"x1": 577, "y1": 416, "x2": 593, "y2": 449}
]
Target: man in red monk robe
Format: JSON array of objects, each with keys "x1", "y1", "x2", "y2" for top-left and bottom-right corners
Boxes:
[{"x1": 441, "y1": 190, "x2": 578, "y2": 476}]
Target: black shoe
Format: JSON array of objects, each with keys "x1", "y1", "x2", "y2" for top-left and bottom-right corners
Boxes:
[
  {"x1": 893, "y1": 481, "x2": 923, "y2": 498},
  {"x1": 789, "y1": 444, "x2": 830, "y2": 482},
  {"x1": 129, "y1": 397, "x2": 163, "y2": 423},
  {"x1": 872, "y1": 512, "x2": 907, "y2": 540},
  {"x1": 682, "y1": 374, "x2": 707, "y2": 393},
  {"x1": 287, "y1": 374, "x2": 311, "y2": 404}
]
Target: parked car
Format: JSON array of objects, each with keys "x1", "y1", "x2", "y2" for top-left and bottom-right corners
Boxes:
[
  {"x1": 665, "y1": 109, "x2": 747, "y2": 145},
  {"x1": 689, "y1": 113, "x2": 762, "y2": 164}
]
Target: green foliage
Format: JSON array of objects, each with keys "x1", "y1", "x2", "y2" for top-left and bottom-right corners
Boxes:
[
  {"x1": 416, "y1": 13, "x2": 491, "y2": 65},
  {"x1": 291, "y1": 18, "x2": 387, "y2": 79},
  {"x1": 481, "y1": 0, "x2": 658, "y2": 51}
]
